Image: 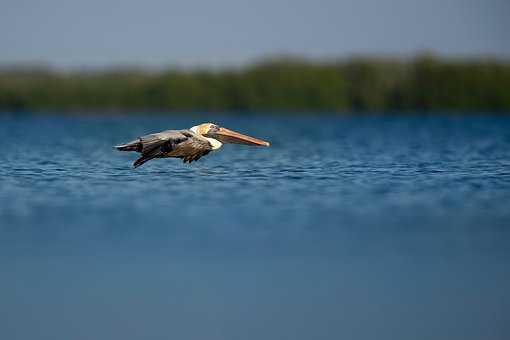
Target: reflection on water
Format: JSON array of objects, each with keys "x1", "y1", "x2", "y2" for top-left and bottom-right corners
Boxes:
[{"x1": 1, "y1": 114, "x2": 509, "y2": 339}]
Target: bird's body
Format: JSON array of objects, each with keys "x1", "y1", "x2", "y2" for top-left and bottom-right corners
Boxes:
[{"x1": 115, "y1": 123, "x2": 270, "y2": 168}]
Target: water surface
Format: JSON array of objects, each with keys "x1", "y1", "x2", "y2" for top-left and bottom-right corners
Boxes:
[{"x1": 1, "y1": 114, "x2": 509, "y2": 339}]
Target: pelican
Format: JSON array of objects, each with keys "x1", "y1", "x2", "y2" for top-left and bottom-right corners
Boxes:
[{"x1": 115, "y1": 123, "x2": 270, "y2": 168}]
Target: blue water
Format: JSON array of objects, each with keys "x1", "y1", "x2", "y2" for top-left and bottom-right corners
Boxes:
[{"x1": 1, "y1": 114, "x2": 509, "y2": 339}]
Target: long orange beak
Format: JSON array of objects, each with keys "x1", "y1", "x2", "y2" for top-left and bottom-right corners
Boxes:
[{"x1": 209, "y1": 127, "x2": 270, "y2": 147}]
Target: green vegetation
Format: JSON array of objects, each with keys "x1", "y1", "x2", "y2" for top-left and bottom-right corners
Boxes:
[{"x1": 1, "y1": 55, "x2": 510, "y2": 112}]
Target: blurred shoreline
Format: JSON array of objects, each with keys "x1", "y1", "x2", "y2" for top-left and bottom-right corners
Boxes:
[
  {"x1": 1, "y1": 55, "x2": 509, "y2": 114},
  {"x1": 1, "y1": 110, "x2": 509, "y2": 118}
]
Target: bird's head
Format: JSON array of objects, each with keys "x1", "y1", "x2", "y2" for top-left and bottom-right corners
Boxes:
[{"x1": 190, "y1": 123, "x2": 270, "y2": 147}]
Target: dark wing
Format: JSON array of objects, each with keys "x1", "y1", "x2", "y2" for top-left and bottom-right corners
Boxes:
[
  {"x1": 115, "y1": 129, "x2": 212, "y2": 168},
  {"x1": 169, "y1": 131, "x2": 213, "y2": 164},
  {"x1": 115, "y1": 129, "x2": 187, "y2": 153},
  {"x1": 139, "y1": 130, "x2": 188, "y2": 153}
]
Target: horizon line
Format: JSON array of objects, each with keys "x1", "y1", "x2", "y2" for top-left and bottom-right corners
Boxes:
[{"x1": 2, "y1": 51, "x2": 510, "y2": 72}]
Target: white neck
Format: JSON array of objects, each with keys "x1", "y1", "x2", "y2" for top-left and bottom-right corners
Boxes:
[{"x1": 206, "y1": 137, "x2": 223, "y2": 150}]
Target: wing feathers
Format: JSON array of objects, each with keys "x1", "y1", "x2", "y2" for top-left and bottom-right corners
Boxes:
[{"x1": 116, "y1": 129, "x2": 213, "y2": 167}]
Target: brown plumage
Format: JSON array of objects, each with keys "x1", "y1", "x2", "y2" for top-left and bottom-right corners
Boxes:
[
  {"x1": 115, "y1": 129, "x2": 212, "y2": 168},
  {"x1": 115, "y1": 123, "x2": 270, "y2": 168}
]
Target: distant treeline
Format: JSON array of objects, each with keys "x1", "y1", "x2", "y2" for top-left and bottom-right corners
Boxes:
[{"x1": 1, "y1": 55, "x2": 510, "y2": 112}]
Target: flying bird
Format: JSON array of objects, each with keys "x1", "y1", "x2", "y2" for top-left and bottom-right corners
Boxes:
[{"x1": 115, "y1": 123, "x2": 270, "y2": 168}]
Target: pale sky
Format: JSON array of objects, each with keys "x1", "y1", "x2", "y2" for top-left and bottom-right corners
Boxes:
[{"x1": 1, "y1": 0, "x2": 509, "y2": 67}]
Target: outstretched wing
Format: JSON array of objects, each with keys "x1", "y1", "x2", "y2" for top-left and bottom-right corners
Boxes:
[
  {"x1": 116, "y1": 129, "x2": 212, "y2": 168},
  {"x1": 115, "y1": 129, "x2": 187, "y2": 153},
  {"x1": 167, "y1": 131, "x2": 213, "y2": 164},
  {"x1": 139, "y1": 130, "x2": 189, "y2": 153}
]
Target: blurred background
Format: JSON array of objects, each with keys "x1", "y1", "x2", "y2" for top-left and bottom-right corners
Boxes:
[
  {"x1": 1, "y1": 0, "x2": 509, "y2": 112},
  {"x1": 1, "y1": 1, "x2": 509, "y2": 340}
]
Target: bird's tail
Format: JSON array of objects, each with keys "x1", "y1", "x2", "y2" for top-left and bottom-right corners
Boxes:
[{"x1": 114, "y1": 139, "x2": 142, "y2": 152}]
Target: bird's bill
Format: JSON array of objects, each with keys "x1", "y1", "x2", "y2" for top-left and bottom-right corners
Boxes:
[{"x1": 210, "y1": 127, "x2": 270, "y2": 146}]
